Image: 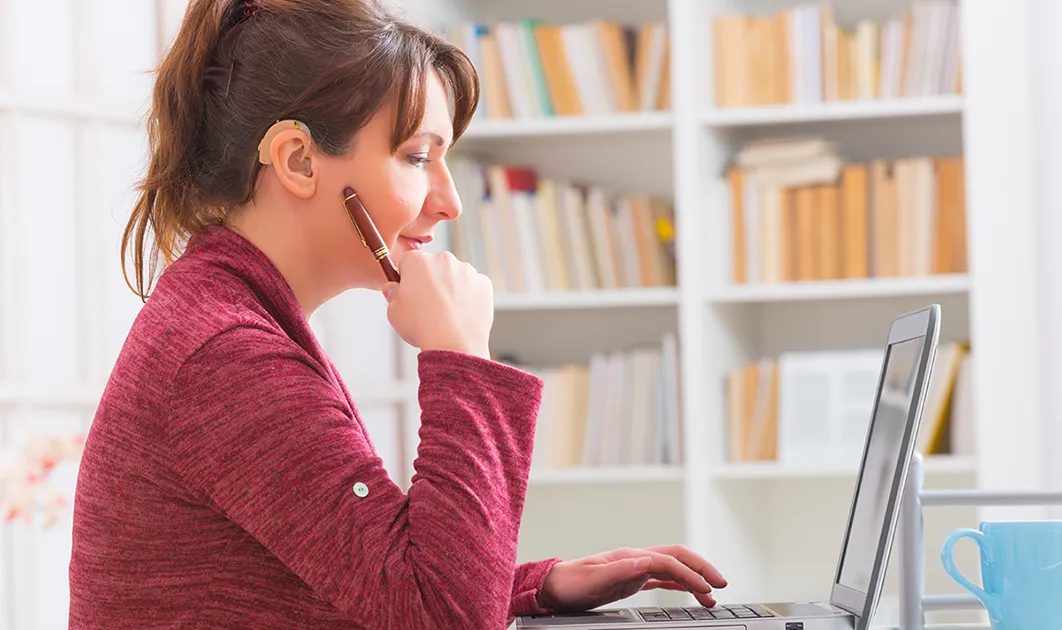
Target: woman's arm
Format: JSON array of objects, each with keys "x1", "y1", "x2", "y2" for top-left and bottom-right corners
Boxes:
[{"x1": 168, "y1": 326, "x2": 543, "y2": 629}]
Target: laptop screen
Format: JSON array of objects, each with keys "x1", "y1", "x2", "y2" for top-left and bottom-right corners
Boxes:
[{"x1": 836, "y1": 336, "x2": 925, "y2": 594}]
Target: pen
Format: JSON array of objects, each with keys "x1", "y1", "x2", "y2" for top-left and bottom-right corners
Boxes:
[{"x1": 342, "y1": 187, "x2": 401, "y2": 283}]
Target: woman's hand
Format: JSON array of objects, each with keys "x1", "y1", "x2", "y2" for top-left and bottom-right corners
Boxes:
[
  {"x1": 537, "y1": 546, "x2": 727, "y2": 612},
  {"x1": 382, "y1": 250, "x2": 493, "y2": 360}
]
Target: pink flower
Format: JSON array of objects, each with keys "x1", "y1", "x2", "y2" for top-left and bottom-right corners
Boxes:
[{"x1": 0, "y1": 431, "x2": 85, "y2": 530}]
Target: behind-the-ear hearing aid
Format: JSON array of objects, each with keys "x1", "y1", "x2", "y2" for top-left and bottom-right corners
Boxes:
[{"x1": 257, "y1": 119, "x2": 314, "y2": 167}]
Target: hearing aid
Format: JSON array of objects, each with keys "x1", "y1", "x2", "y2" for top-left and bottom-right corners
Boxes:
[{"x1": 257, "y1": 119, "x2": 314, "y2": 167}]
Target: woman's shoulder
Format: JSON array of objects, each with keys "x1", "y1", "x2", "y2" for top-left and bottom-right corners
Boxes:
[{"x1": 111, "y1": 269, "x2": 300, "y2": 396}]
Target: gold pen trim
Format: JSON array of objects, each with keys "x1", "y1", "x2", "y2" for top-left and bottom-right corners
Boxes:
[{"x1": 343, "y1": 206, "x2": 368, "y2": 248}]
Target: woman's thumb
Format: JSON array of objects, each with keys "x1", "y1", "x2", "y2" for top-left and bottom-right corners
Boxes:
[{"x1": 381, "y1": 282, "x2": 399, "y2": 302}]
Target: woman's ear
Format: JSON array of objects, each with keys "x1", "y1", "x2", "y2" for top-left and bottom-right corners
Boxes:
[{"x1": 266, "y1": 128, "x2": 317, "y2": 199}]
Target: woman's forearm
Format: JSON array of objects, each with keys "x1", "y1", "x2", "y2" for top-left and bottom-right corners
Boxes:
[
  {"x1": 398, "y1": 349, "x2": 544, "y2": 626},
  {"x1": 169, "y1": 334, "x2": 543, "y2": 629}
]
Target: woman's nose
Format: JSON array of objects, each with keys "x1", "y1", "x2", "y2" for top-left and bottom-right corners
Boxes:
[{"x1": 425, "y1": 164, "x2": 462, "y2": 221}]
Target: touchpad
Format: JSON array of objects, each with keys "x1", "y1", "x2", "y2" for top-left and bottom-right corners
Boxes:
[{"x1": 519, "y1": 610, "x2": 639, "y2": 626}]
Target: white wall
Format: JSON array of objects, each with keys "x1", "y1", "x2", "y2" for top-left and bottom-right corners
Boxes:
[
  {"x1": 0, "y1": 0, "x2": 161, "y2": 625},
  {"x1": 1030, "y1": 0, "x2": 1062, "y2": 519}
]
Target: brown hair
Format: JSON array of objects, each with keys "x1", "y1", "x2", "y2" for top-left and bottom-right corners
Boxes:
[{"x1": 122, "y1": 0, "x2": 479, "y2": 300}]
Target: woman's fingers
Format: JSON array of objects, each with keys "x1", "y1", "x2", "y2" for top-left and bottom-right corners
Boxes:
[
  {"x1": 642, "y1": 580, "x2": 717, "y2": 607},
  {"x1": 694, "y1": 590, "x2": 718, "y2": 608},
  {"x1": 596, "y1": 546, "x2": 726, "y2": 605},
  {"x1": 642, "y1": 579, "x2": 686, "y2": 591},
  {"x1": 646, "y1": 544, "x2": 728, "y2": 589},
  {"x1": 640, "y1": 550, "x2": 715, "y2": 594}
]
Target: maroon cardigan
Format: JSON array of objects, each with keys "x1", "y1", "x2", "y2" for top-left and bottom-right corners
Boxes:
[{"x1": 68, "y1": 226, "x2": 559, "y2": 629}]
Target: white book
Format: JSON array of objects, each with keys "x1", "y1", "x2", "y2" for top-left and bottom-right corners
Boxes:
[
  {"x1": 640, "y1": 23, "x2": 668, "y2": 111},
  {"x1": 494, "y1": 22, "x2": 535, "y2": 117},
  {"x1": 657, "y1": 333, "x2": 681, "y2": 465},
  {"x1": 511, "y1": 193, "x2": 546, "y2": 293},
  {"x1": 777, "y1": 348, "x2": 884, "y2": 465}
]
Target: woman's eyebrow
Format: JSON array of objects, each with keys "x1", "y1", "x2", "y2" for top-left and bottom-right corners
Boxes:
[{"x1": 408, "y1": 130, "x2": 448, "y2": 147}]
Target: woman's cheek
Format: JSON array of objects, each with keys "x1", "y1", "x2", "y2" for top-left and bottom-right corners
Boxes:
[{"x1": 393, "y1": 174, "x2": 429, "y2": 226}]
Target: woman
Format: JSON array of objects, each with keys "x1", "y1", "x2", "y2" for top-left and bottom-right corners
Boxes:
[{"x1": 67, "y1": 0, "x2": 727, "y2": 627}]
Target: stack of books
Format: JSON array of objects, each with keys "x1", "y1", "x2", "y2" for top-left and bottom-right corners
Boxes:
[
  {"x1": 446, "y1": 19, "x2": 670, "y2": 120},
  {"x1": 726, "y1": 341, "x2": 973, "y2": 463},
  {"x1": 450, "y1": 157, "x2": 677, "y2": 294},
  {"x1": 509, "y1": 334, "x2": 681, "y2": 470},
  {"x1": 712, "y1": 0, "x2": 962, "y2": 107},
  {"x1": 727, "y1": 137, "x2": 967, "y2": 284}
]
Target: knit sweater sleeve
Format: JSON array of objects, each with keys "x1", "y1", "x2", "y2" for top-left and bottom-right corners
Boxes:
[
  {"x1": 510, "y1": 559, "x2": 563, "y2": 620},
  {"x1": 167, "y1": 326, "x2": 544, "y2": 629}
]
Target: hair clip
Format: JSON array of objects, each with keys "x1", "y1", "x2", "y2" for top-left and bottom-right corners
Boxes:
[
  {"x1": 257, "y1": 120, "x2": 313, "y2": 165},
  {"x1": 241, "y1": 0, "x2": 260, "y2": 21}
]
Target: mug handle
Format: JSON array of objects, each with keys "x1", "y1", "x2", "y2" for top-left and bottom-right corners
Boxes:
[{"x1": 941, "y1": 528, "x2": 1000, "y2": 622}]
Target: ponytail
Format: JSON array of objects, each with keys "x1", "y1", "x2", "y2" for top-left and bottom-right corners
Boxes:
[
  {"x1": 121, "y1": 0, "x2": 480, "y2": 300},
  {"x1": 122, "y1": 0, "x2": 234, "y2": 301}
]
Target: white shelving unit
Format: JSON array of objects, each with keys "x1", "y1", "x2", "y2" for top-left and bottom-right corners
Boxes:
[
  {"x1": 711, "y1": 455, "x2": 977, "y2": 481},
  {"x1": 530, "y1": 465, "x2": 684, "y2": 485},
  {"x1": 403, "y1": 0, "x2": 1045, "y2": 624},
  {"x1": 462, "y1": 111, "x2": 673, "y2": 139},
  {"x1": 707, "y1": 274, "x2": 971, "y2": 304},
  {"x1": 701, "y1": 95, "x2": 963, "y2": 127},
  {"x1": 0, "y1": 0, "x2": 1045, "y2": 626},
  {"x1": 494, "y1": 287, "x2": 680, "y2": 311}
]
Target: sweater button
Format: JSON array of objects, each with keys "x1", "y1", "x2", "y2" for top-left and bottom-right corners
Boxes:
[{"x1": 352, "y1": 482, "x2": 369, "y2": 498}]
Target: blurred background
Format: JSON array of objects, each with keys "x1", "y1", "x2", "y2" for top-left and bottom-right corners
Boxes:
[{"x1": 2, "y1": 0, "x2": 1061, "y2": 628}]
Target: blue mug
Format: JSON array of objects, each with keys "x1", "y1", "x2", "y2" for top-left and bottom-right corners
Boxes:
[{"x1": 941, "y1": 521, "x2": 1062, "y2": 630}]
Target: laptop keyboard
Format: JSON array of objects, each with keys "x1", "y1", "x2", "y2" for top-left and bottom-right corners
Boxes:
[{"x1": 637, "y1": 604, "x2": 776, "y2": 622}]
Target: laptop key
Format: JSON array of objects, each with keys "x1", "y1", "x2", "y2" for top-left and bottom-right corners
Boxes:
[
  {"x1": 663, "y1": 608, "x2": 691, "y2": 619},
  {"x1": 637, "y1": 609, "x2": 670, "y2": 622},
  {"x1": 748, "y1": 605, "x2": 775, "y2": 617},
  {"x1": 684, "y1": 607, "x2": 714, "y2": 620},
  {"x1": 711, "y1": 609, "x2": 736, "y2": 618}
]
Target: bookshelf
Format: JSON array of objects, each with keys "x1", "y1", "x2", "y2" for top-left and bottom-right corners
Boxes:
[
  {"x1": 711, "y1": 455, "x2": 977, "y2": 481},
  {"x1": 392, "y1": 0, "x2": 1044, "y2": 625},
  {"x1": 701, "y1": 95, "x2": 962, "y2": 127},
  {"x1": 530, "y1": 465, "x2": 684, "y2": 485},
  {"x1": 462, "y1": 111, "x2": 673, "y2": 139},
  {"x1": 495, "y1": 286, "x2": 680, "y2": 311},
  {"x1": 708, "y1": 274, "x2": 970, "y2": 303}
]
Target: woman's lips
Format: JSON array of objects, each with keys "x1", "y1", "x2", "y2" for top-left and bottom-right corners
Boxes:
[{"x1": 398, "y1": 235, "x2": 430, "y2": 251}]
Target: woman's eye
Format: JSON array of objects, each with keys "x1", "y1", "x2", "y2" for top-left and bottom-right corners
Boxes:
[{"x1": 408, "y1": 154, "x2": 431, "y2": 168}]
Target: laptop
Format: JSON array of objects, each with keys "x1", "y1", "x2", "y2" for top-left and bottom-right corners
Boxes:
[{"x1": 518, "y1": 304, "x2": 941, "y2": 630}]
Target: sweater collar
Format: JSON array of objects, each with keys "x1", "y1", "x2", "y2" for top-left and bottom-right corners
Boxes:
[{"x1": 181, "y1": 225, "x2": 327, "y2": 364}]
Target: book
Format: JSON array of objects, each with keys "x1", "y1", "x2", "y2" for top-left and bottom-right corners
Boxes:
[
  {"x1": 449, "y1": 157, "x2": 677, "y2": 294},
  {"x1": 726, "y1": 343, "x2": 974, "y2": 463},
  {"x1": 446, "y1": 19, "x2": 670, "y2": 120},
  {"x1": 510, "y1": 333, "x2": 682, "y2": 470},
  {"x1": 712, "y1": 0, "x2": 962, "y2": 108},
  {"x1": 727, "y1": 137, "x2": 966, "y2": 284}
]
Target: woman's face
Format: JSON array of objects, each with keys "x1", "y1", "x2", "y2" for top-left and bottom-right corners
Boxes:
[{"x1": 310, "y1": 69, "x2": 462, "y2": 291}]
